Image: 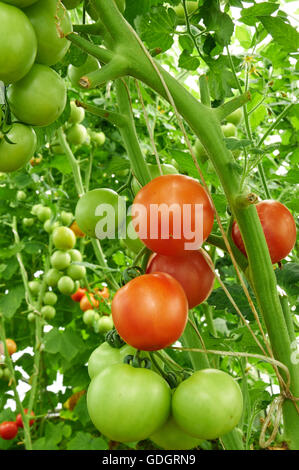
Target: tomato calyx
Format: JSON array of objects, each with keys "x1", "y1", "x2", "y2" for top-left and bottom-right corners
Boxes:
[
  {"x1": 123, "y1": 350, "x2": 152, "y2": 370},
  {"x1": 122, "y1": 265, "x2": 144, "y2": 285},
  {"x1": 105, "y1": 328, "x2": 125, "y2": 349}
]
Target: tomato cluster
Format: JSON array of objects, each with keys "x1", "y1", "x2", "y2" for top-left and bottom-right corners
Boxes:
[{"x1": 0, "y1": 409, "x2": 35, "y2": 441}]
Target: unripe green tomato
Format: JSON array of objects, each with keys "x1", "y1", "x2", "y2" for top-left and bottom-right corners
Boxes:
[
  {"x1": 28, "y1": 280, "x2": 41, "y2": 296},
  {"x1": 60, "y1": 211, "x2": 73, "y2": 226},
  {"x1": 27, "y1": 312, "x2": 35, "y2": 322},
  {"x1": 68, "y1": 55, "x2": 99, "y2": 89},
  {"x1": 92, "y1": 313, "x2": 101, "y2": 332},
  {"x1": 41, "y1": 305, "x2": 56, "y2": 320},
  {"x1": 67, "y1": 124, "x2": 88, "y2": 146},
  {"x1": 23, "y1": 218, "x2": 34, "y2": 227},
  {"x1": 50, "y1": 250, "x2": 71, "y2": 270},
  {"x1": 88, "y1": 343, "x2": 135, "y2": 380},
  {"x1": 226, "y1": 108, "x2": 243, "y2": 126},
  {"x1": 36, "y1": 206, "x2": 52, "y2": 222},
  {"x1": 44, "y1": 219, "x2": 60, "y2": 234},
  {"x1": 150, "y1": 416, "x2": 202, "y2": 450},
  {"x1": 52, "y1": 226, "x2": 76, "y2": 251},
  {"x1": 68, "y1": 101, "x2": 85, "y2": 124},
  {"x1": 97, "y1": 315, "x2": 114, "y2": 334},
  {"x1": 68, "y1": 249, "x2": 82, "y2": 262},
  {"x1": 67, "y1": 264, "x2": 86, "y2": 281},
  {"x1": 16, "y1": 190, "x2": 27, "y2": 201},
  {"x1": 221, "y1": 123, "x2": 237, "y2": 138},
  {"x1": 0, "y1": 368, "x2": 3, "y2": 380},
  {"x1": 83, "y1": 309, "x2": 96, "y2": 326},
  {"x1": 2, "y1": 368, "x2": 11, "y2": 381},
  {"x1": 193, "y1": 139, "x2": 208, "y2": 163},
  {"x1": 44, "y1": 291, "x2": 57, "y2": 306},
  {"x1": 51, "y1": 143, "x2": 64, "y2": 155},
  {"x1": 31, "y1": 203, "x2": 43, "y2": 215},
  {"x1": 90, "y1": 131, "x2": 105, "y2": 146},
  {"x1": 173, "y1": 1, "x2": 198, "y2": 24},
  {"x1": 45, "y1": 268, "x2": 63, "y2": 287},
  {"x1": 131, "y1": 163, "x2": 178, "y2": 196},
  {"x1": 58, "y1": 276, "x2": 75, "y2": 295}
]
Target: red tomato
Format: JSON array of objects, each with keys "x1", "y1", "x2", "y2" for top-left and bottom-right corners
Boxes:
[
  {"x1": 15, "y1": 409, "x2": 35, "y2": 428},
  {"x1": 71, "y1": 287, "x2": 87, "y2": 302},
  {"x1": 111, "y1": 273, "x2": 188, "y2": 351},
  {"x1": 232, "y1": 200, "x2": 297, "y2": 264},
  {"x1": 0, "y1": 421, "x2": 18, "y2": 440},
  {"x1": 95, "y1": 286, "x2": 109, "y2": 301},
  {"x1": 80, "y1": 293, "x2": 100, "y2": 312},
  {"x1": 132, "y1": 175, "x2": 214, "y2": 256},
  {"x1": 146, "y1": 250, "x2": 215, "y2": 308}
]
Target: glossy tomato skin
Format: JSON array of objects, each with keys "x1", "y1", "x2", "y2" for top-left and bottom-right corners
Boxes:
[
  {"x1": 232, "y1": 200, "x2": 297, "y2": 264},
  {"x1": 88, "y1": 342, "x2": 135, "y2": 380},
  {"x1": 150, "y1": 416, "x2": 202, "y2": 450},
  {"x1": 0, "y1": 421, "x2": 18, "y2": 440},
  {"x1": 132, "y1": 175, "x2": 214, "y2": 256},
  {"x1": 0, "y1": 124, "x2": 37, "y2": 173},
  {"x1": 7, "y1": 64, "x2": 67, "y2": 127},
  {"x1": 172, "y1": 369, "x2": 243, "y2": 440},
  {"x1": 15, "y1": 409, "x2": 35, "y2": 428},
  {"x1": 147, "y1": 250, "x2": 215, "y2": 308},
  {"x1": 0, "y1": 3, "x2": 37, "y2": 84},
  {"x1": 87, "y1": 363, "x2": 171, "y2": 442},
  {"x1": 24, "y1": 0, "x2": 73, "y2": 66},
  {"x1": 112, "y1": 273, "x2": 188, "y2": 351},
  {"x1": 80, "y1": 293, "x2": 99, "y2": 312},
  {"x1": 131, "y1": 163, "x2": 178, "y2": 196}
]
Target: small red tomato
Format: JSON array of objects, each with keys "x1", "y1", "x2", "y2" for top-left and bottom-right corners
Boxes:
[
  {"x1": 15, "y1": 409, "x2": 35, "y2": 428},
  {"x1": 95, "y1": 286, "x2": 110, "y2": 301},
  {"x1": 80, "y1": 293, "x2": 100, "y2": 312},
  {"x1": 0, "y1": 421, "x2": 18, "y2": 440},
  {"x1": 232, "y1": 200, "x2": 297, "y2": 264},
  {"x1": 71, "y1": 287, "x2": 87, "y2": 302}
]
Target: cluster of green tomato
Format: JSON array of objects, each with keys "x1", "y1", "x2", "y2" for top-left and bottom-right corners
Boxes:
[{"x1": 0, "y1": 364, "x2": 11, "y2": 383}]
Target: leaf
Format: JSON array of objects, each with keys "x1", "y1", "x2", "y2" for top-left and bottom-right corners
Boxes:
[
  {"x1": 135, "y1": 6, "x2": 176, "y2": 53},
  {"x1": 235, "y1": 25, "x2": 252, "y2": 49},
  {"x1": 178, "y1": 50, "x2": 200, "y2": 71},
  {"x1": 67, "y1": 432, "x2": 108, "y2": 450},
  {"x1": 258, "y1": 16, "x2": 299, "y2": 53},
  {"x1": 73, "y1": 395, "x2": 91, "y2": 426},
  {"x1": 44, "y1": 328, "x2": 62, "y2": 354},
  {"x1": 276, "y1": 263, "x2": 299, "y2": 297},
  {"x1": 240, "y1": 3, "x2": 279, "y2": 26},
  {"x1": 0, "y1": 285, "x2": 25, "y2": 319},
  {"x1": 208, "y1": 284, "x2": 257, "y2": 321},
  {"x1": 199, "y1": 0, "x2": 234, "y2": 47},
  {"x1": 48, "y1": 154, "x2": 72, "y2": 174},
  {"x1": 178, "y1": 35, "x2": 194, "y2": 53}
]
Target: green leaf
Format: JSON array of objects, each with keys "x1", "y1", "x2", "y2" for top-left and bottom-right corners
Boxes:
[
  {"x1": 240, "y1": 3, "x2": 279, "y2": 26},
  {"x1": 73, "y1": 395, "x2": 91, "y2": 426},
  {"x1": 0, "y1": 285, "x2": 25, "y2": 319},
  {"x1": 178, "y1": 50, "x2": 200, "y2": 71},
  {"x1": 235, "y1": 25, "x2": 252, "y2": 49},
  {"x1": 259, "y1": 16, "x2": 299, "y2": 53},
  {"x1": 135, "y1": 6, "x2": 176, "y2": 53},
  {"x1": 178, "y1": 35, "x2": 194, "y2": 52},
  {"x1": 199, "y1": 0, "x2": 234, "y2": 47},
  {"x1": 48, "y1": 154, "x2": 73, "y2": 174},
  {"x1": 67, "y1": 432, "x2": 108, "y2": 450},
  {"x1": 276, "y1": 263, "x2": 299, "y2": 297},
  {"x1": 44, "y1": 328, "x2": 62, "y2": 354}
]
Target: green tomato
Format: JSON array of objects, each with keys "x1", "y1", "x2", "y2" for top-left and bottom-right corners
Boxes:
[
  {"x1": 68, "y1": 101, "x2": 85, "y2": 124},
  {"x1": 221, "y1": 123, "x2": 237, "y2": 138},
  {"x1": 36, "y1": 206, "x2": 52, "y2": 222},
  {"x1": 86, "y1": 0, "x2": 125, "y2": 21},
  {"x1": 2, "y1": 1, "x2": 39, "y2": 6},
  {"x1": 2, "y1": 368, "x2": 11, "y2": 381},
  {"x1": 58, "y1": 276, "x2": 75, "y2": 295},
  {"x1": 75, "y1": 188, "x2": 125, "y2": 239},
  {"x1": 44, "y1": 220, "x2": 60, "y2": 234},
  {"x1": 67, "y1": 264, "x2": 86, "y2": 281},
  {"x1": 16, "y1": 190, "x2": 27, "y2": 201},
  {"x1": 67, "y1": 124, "x2": 88, "y2": 146},
  {"x1": 87, "y1": 363, "x2": 171, "y2": 442},
  {"x1": 88, "y1": 342, "x2": 136, "y2": 380},
  {"x1": 62, "y1": 0, "x2": 82, "y2": 9},
  {"x1": 90, "y1": 131, "x2": 105, "y2": 146},
  {"x1": 83, "y1": 309, "x2": 97, "y2": 327},
  {"x1": 131, "y1": 163, "x2": 177, "y2": 196},
  {"x1": 43, "y1": 292, "x2": 57, "y2": 306},
  {"x1": 150, "y1": 416, "x2": 202, "y2": 450},
  {"x1": 52, "y1": 226, "x2": 76, "y2": 251},
  {"x1": 24, "y1": 0, "x2": 73, "y2": 66},
  {"x1": 41, "y1": 305, "x2": 56, "y2": 320},
  {"x1": 173, "y1": 1, "x2": 198, "y2": 24},
  {"x1": 97, "y1": 316, "x2": 114, "y2": 335},
  {"x1": 226, "y1": 108, "x2": 243, "y2": 126},
  {"x1": 68, "y1": 55, "x2": 99, "y2": 89},
  {"x1": 193, "y1": 139, "x2": 208, "y2": 163},
  {"x1": 50, "y1": 250, "x2": 71, "y2": 270},
  {"x1": 27, "y1": 312, "x2": 35, "y2": 322},
  {"x1": 45, "y1": 268, "x2": 63, "y2": 287},
  {"x1": 172, "y1": 369, "x2": 243, "y2": 440},
  {"x1": 23, "y1": 218, "x2": 34, "y2": 228},
  {"x1": 28, "y1": 280, "x2": 41, "y2": 296},
  {"x1": 7, "y1": 64, "x2": 67, "y2": 127},
  {"x1": 31, "y1": 203, "x2": 43, "y2": 216},
  {"x1": 60, "y1": 211, "x2": 73, "y2": 226},
  {"x1": 0, "y1": 124, "x2": 36, "y2": 173},
  {"x1": 0, "y1": 368, "x2": 3, "y2": 380},
  {"x1": 0, "y1": 3, "x2": 37, "y2": 84},
  {"x1": 68, "y1": 249, "x2": 82, "y2": 262}
]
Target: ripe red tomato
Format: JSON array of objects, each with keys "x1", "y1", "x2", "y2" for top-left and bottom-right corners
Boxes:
[
  {"x1": 132, "y1": 175, "x2": 214, "y2": 256},
  {"x1": 146, "y1": 250, "x2": 215, "y2": 308},
  {"x1": 15, "y1": 409, "x2": 35, "y2": 428},
  {"x1": 112, "y1": 273, "x2": 188, "y2": 351},
  {"x1": 232, "y1": 200, "x2": 297, "y2": 264},
  {"x1": 0, "y1": 421, "x2": 18, "y2": 440},
  {"x1": 80, "y1": 293, "x2": 100, "y2": 312},
  {"x1": 95, "y1": 286, "x2": 109, "y2": 301},
  {"x1": 71, "y1": 287, "x2": 87, "y2": 302}
]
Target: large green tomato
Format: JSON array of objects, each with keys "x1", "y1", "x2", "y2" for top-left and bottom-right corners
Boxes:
[
  {"x1": 24, "y1": 0, "x2": 73, "y2": 66},
  {"x1": 0, "y1": 124, "x2": 36, "y2": 173},
  {"x1": 150, "y1": 416, "x2": 202, "y2": 450},
  {"x1": 172, "y1": 369, "x2": 243, "y2": 440},
  {"x1": 8, "y1": 64, "x2": 67, "y2": 127},
  {"x1": 226, "y1": 108, "x2": 243, "y2": 126},
  {"x1": 68, "y1": 56, "x2": 99, "y2": 89},
  {"x1": 86, "y1": 0, "x2": 125, "y2": 21},
  {"x1": 221, "y1": 123, "x2": 237, "y2": 137},
  {"x1": 75, "y1": 188, "x2": 125, "y2": 238},
  {"x1": 88, "y1": 342, "x2": 138, "y2": 380},
  {"x1": 3, "y1": 0, "x2": 38, "y2": 6},
  {"x1": 0, "y1": 3, "x2": 37, "y2": 84},
  {"x1": 52, "y1": 226, "x2": 76, "y2": 251},
  {"x1": 67, "y1": 124, "x2": 88, "y2": 146},
  {"x1": 131, "y1": 163, "x2": 178, "y2": 196},
  {"x1": 87, "y1": 363, "x2": 171, "y2": 442},
  {"x1": 62, "y1": 0, "x2": 82, "y2": 9}
]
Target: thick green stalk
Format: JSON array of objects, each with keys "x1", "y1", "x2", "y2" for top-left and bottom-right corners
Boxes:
[
  {"x1": 181, "y1": 313, "x2": 210, "y2": 370},
  {"x1": 57, "y1": 128, "x2": 84, "y2": 196}
]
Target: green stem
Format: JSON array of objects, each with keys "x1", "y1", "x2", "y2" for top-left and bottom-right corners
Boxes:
[
  {"x1": 67, "y1": 32, "x2": 113, "y2": 63},
  {"x1": 91, "y1": 239, "x2": 119, "y2": 291},
  {"x1": 279, "y1": 294, "x2": 296, "y2": 344},
  {"x1": 199, "y1": 75, "x2": 211, "y2": 107},
  {"x1": 57, "y1": 128, "x2": 84, "y2": 196},
  {"x1": 181, "y1": 312, "x2": 210, "y2": 370},
  {"x1": 76, "y1": 100, "x2": 127, "y2": 127},
  {"x1": 258, "y1": 163, "x2": 271, "y2": 199}
]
